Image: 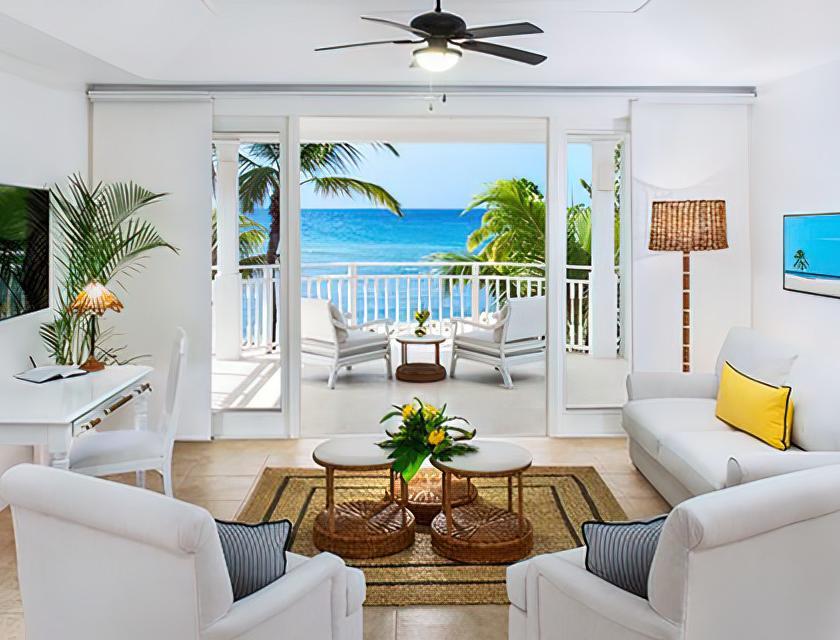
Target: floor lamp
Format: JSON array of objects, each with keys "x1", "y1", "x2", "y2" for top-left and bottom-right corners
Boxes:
[{"x1": 649, "y1": 200, "x2": 728, "y2": 373}]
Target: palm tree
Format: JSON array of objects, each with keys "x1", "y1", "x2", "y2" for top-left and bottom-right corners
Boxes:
[
  {"x1": 793, "y1": 249, "x2": 809, "y2": 271},
  {"x1": 237, "y1": 143, "x2": 403, "y2": 264}
]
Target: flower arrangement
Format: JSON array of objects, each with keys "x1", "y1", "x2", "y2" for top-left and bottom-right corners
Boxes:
[
  {"x1": 378, "y1": 397, "x2": 477, "y2": 482},
  {"x1": 414, "y1": 309, "x2": 431, "y2": 337}
]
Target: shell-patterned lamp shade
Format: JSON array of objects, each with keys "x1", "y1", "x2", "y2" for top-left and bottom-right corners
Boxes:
[
  {"x1": 649, "y1": 200, "x2": 728, "y2": 252},
  {"x1": 69, "y1": 281, "x2": 124, "y2": 316}
]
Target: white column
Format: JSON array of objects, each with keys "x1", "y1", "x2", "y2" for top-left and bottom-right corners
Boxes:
[
  {"x1": 213, "y1": 139, "x2": 242, "y2": 360},
  {"x1": 589, "y1": 141, "x2": 619, "y2": 359}
]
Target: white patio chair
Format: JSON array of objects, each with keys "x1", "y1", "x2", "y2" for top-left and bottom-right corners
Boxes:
[
  {"x1": 451, "y1": 296, "x2": 546, "y2": 389},
  {"x1": 0, "y1": 464, "x2": 365, "y2": 640},
  {"x1": 69, "y1": 327, "x2": 187, "y2": 496},
  {"x1": 301, "y1": 298, "x2": 392, "y2": 389}
]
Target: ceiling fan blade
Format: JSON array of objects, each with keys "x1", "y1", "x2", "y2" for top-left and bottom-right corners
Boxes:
[
  {"x1": 457, "y1": 40, "x2": 547, "y2": 65},
  {"x1": 464, "y1": 22, "x2": 544, "y2": 39},
  {"x1": 315, "y1": 39, "x2": 416, "y2": 52},
  {"x1": 361, "y1": 16, "x2": 430, "y2": 38}
]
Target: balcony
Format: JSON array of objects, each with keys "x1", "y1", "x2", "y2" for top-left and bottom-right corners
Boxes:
[{"x1": 211, "y1": 261, "x2": 627, "y2": 427}]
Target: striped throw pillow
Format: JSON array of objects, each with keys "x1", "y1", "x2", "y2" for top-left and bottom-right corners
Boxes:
[
  {"x1": 216, "y1": 519, "x2": 293, "y2": 601},
  {"x1": 582, "y1": 516, "x2": 666, "y2": 599}
]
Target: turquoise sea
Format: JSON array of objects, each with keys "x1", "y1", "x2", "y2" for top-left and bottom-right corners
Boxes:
[{"x1": 249, "y1": 207, "x2": 485, "y2": 267}]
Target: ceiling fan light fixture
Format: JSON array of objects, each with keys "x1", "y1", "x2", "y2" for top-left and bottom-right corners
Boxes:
[{"x1": 412, "y1": 44, "x2": 461, "y2": 72}]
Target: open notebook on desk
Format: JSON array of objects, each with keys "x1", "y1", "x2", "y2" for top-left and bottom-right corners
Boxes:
[{"x1": 15, "y1": 365, "x2": 88, "y2": 384}]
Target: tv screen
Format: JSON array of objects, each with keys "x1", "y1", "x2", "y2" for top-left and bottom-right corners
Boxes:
[
  {"x1": 0, "y1": 184, "x2": 50, "y2": 321},
  {"x1": 783, "y1": 212, "x2": 840, "y2": 300}
]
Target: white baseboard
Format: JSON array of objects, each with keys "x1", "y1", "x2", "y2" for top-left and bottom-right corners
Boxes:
[{"x1": 212, "y1": 410, "x2": 290, "y2": 439}]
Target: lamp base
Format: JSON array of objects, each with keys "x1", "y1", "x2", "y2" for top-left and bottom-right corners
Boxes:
[{"x1": 79, "y1": 355, "x2": 106, "y2": 372}]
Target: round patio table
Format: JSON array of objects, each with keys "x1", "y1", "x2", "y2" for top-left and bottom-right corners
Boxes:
[
  {"x1": 430, "y1": 439, "x2": 533, "y2": 563},
  {"x1": 312, "y1": 436, "x2": 415, "y2": 558},
  {"x1": 395, "y1": 334, "x2": 447, "y2": 382}
]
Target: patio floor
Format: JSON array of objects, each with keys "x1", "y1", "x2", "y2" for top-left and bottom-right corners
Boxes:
[{"x1": 212, "y1": 344, "x2": 628, "y2": 436}]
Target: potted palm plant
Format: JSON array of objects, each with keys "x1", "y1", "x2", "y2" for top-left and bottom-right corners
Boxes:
[{"x1": 40, "y1": 175, "x2": 177, "y2": 366}]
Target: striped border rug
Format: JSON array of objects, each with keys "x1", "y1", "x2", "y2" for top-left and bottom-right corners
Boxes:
[{"x1": 236, "y1": 466, "x2": 626, "y2": 606}]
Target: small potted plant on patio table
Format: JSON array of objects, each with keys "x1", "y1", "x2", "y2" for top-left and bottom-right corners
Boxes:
[
  {"x1": 413, "y1": 309, "x2": 431, "y2": 336},
  {"x1": 378, "y1": 397, "x2": 477, "y2": 482}
]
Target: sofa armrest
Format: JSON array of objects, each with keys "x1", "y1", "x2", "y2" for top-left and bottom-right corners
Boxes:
[
  {"x1": 726, "y1": 451, "x2": 840, "y2": 487},
  {"x1": 522, "y1": 550, "x2": 679, "y2": 640},
  {"x1": 201, "y1": 553, "x2": 355, "y2": 640},
  {"x1": 626, "y1": 372, "x2": 718, "y2": 401}
]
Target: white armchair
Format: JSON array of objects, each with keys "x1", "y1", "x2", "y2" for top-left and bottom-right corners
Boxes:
[
  {"x1": 301, "y1": 297, "x2": 392, "y2": 389},
  {"x1": 451, "y1": 296, "x2": 546, "y2": 389},
  {"x1": 507, "y1": 464, "x2": 840, "y2": 640},
  {"x1": 0, "y1": 464, "x2": 365, "y2": 640}
]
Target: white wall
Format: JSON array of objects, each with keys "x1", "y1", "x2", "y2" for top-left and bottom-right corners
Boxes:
[
  {"x1": 751, "y1": 60, "x2": 840, "y2": 354},
  {"x1": 0, "y1": 69, "x2": 88, "y2": 484},
  {"x1": 91, "y1": 98, "x2": 213, "y2": 440},
  {"x1": 631, "y1": 102, "x2": 752, "y2": 373}
]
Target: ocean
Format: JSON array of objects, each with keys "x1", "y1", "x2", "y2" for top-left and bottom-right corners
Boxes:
[{"x1": 248, "y1": 207, "x2": 485, "y2": 266}]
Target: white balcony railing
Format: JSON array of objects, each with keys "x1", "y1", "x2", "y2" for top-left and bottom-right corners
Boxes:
[{"x1": 216, "y1": 261, "x2": 599, "y2": 353}]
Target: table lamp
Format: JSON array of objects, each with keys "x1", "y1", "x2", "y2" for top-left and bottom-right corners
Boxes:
[
  {"x1": 649, "y1": 200, "x2": 728, "y2": 373},
  {"x1": 69, "y1": 281, "x2": 124, "y2": 372}
]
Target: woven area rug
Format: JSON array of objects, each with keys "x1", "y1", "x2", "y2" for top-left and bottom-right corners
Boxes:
[{"x1": 236, "y1": 466, "x2": 625, "y2": 606}]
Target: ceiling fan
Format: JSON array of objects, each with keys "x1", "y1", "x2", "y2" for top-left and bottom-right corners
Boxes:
[{"x1": 315, "y1": 0, "x2": 547, "y2": 72}]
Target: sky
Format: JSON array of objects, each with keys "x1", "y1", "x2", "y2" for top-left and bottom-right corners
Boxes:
[{"x1": 299, "y1": 142, "x2": 592, "y2": 210}]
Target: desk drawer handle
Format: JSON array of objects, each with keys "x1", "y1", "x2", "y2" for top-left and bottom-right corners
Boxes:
[{"x1": 77, "y1": 382, "x2": 152, "y2": 434}]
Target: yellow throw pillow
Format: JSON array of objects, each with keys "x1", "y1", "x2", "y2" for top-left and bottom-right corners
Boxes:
[{"x1": 715, "y1": 362, "x2": 794, "y2": 450}]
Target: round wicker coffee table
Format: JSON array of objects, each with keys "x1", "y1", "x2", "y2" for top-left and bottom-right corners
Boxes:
[
  {"x1": 312, "y1": 436, "x2": 415, "y2": 559},
  {"x1": 395, "y1": 334, "x2": 446, "y2": 382},
  {"x1": 385, "y1": 464, "x2": 479, "y2": 526},
  {"x1": 430, "y1": 440, "x2": 533, "y2": 563}
]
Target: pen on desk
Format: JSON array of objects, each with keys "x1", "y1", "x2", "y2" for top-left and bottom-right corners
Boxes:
[{"x1": 28, "y1": 356, "x2": 36, "y2": 369}]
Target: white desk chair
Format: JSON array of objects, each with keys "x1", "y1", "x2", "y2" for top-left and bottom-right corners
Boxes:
[
  {"x1": 0, "y1": 464, "x2": 365, "y2": 640},
  {"x1": 69, "y1": 327, "x2": 187, "y2": 496},
  {"x1": 301, "y1": 298, "x2": 392, "y2": 389},
  {"x1": 451, "y1": 296, "x2": 546, "y2": 389}
]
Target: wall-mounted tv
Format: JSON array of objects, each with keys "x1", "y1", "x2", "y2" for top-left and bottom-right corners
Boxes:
[
  {"x1": 0, "y1": 184, "x2": 50, "y2": 321},
  {"x1": 784, "y1": 212, "x2": 840, "y2": 300}
]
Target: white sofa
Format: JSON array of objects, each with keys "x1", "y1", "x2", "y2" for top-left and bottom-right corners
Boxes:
[
  {"x1": 506, "y1": 464, "x2": 840, "y2": 640},
  {"x1": 0, "y1": 464, "x2": 365, "y2": 640},
  {"x1": 623, "y1": 327, "x2": 840, "y2": 505}
]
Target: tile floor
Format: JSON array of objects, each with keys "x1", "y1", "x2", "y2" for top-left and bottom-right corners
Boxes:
[{"x1": 0, "y1": 437, "x2": 669, "y2": 639}]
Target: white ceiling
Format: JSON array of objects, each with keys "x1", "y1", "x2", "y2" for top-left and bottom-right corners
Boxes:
[{"x1": 1, "y1": 0, "x2": 839, "y2": 87}]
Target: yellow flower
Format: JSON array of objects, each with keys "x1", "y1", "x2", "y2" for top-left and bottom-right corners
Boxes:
[
  {"x1": 401, "y1": 404, "x2": 416, "y2": 420},
  {"x1": 428, "y1": 429, "x2": 445, "y2": 446},
  {"x1": 422, "y1": 404, "x2": 439, "y2": 421}
]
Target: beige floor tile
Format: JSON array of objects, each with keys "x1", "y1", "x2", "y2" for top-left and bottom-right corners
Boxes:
[
  {"x1": 176, "y1": 474, "x2": 259, "y2": 502},
  {"x1": 364, "y1": 606, "x2": 397, "y2": 640},
  {"x1": 189, "y1": 500, "x2": 245, "y2": 520},
  {"x1": 0, "y1": 614, "x2": 24, "y2": 639},
  {"x1": 396, "y1": 605, "x2": 508, "y2": 640}
]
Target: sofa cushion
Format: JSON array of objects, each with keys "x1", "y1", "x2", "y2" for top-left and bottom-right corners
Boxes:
[
  {"x1": 622, "y1": 398, "x2": 729, "y2": 457},
  {"x1": 715, "y1": 326, "x2": 798, "y2": 387},
  {"x1": 506, "y1": 558, "x2": 529, "y2": 610},
  {"x1": 787, "y1": 354, "x2": 840, "y2": 451},
  {"x1": 658, "y1": 431, "x2": 795, "y2": 496}
]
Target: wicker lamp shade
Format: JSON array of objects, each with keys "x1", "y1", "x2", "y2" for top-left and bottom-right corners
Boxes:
[
  {"x1": 69, "y1": 281, "x2": 124, "y2": 373},
  {"x1": 649, "y1": 200, "x2": 728, "y2": 252},
  {"x1": 649, "y1": 200, "x2": 728, "y2": 373},
  {"x1": 69, "y1": 281, "x2": 124, "y2": 316}
]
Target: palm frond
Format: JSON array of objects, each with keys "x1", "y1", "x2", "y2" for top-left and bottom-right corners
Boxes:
[{"x1": 303, "y1": 176, "x2": 403, "y2": 216}]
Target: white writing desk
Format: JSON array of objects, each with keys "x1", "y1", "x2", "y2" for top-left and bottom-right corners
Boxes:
[{"x1": 0, "y1": 365, "x2": 153, "y2": 469}]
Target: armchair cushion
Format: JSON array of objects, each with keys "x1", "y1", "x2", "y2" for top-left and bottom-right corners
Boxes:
[
  {"x1": 582, "y1": 517, "x2": 667, "y2": 599},
  {"x1": 216, "y1": 519, "x2": 293, "y2": 601}
]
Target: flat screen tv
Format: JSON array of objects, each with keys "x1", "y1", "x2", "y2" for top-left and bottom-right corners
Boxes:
[
  {"x1": 0, "y1": 184, "x2": 50, "y2": 321},
  {"x1": 783, "y1": 212, "x2": 840, "y2": 300}
]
